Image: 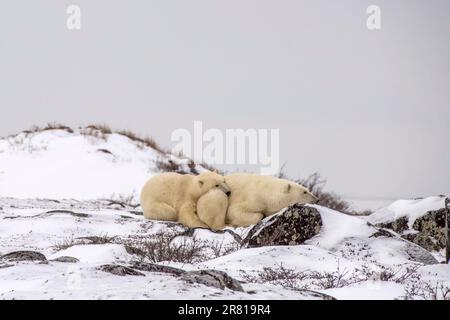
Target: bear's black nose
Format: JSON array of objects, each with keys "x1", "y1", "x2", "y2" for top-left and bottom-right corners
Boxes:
[{"x1": 226, "y1": 191, "x2": 231, "y2": 197}]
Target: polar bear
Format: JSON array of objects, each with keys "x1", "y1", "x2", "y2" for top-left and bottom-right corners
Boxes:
[
  {"x1": 197, "y1": 173, "x2": 318, "y2": 228},
  {"x1": 140, "y1": 171, "x2": 231, "y2": 228},
  {"x1": 197, "y1": 188, "x2": 228, "y2": 230}
]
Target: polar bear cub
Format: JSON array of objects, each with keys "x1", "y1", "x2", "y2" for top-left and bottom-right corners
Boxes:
[
  {"x1": 196, "y1": 188, "x2": 229, "y2": 230},
  {"x1": 197, "y1": 173, "x2": 318, "y2": 228},
  {"x1": 140, "y1": 171, "x2": 230, "y2": 228}
]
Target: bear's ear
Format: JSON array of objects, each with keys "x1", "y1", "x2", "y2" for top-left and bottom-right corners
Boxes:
[{"x1": 284, "y1": 184, "x2": 291, "y2": 193}]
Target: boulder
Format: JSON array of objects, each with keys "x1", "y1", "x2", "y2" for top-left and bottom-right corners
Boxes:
[
  {"x1": 131, "y1": 261, "x2": 185, "y2": 276},
  {"x1": 375, "y1": 208, "x2": 446, "y2": 252},
  {"x1": 98, "y1": 264, "x2": 145, "y2": 276},
  {"x1": 0, "y1": 250, "x2": 47, "y2": 262},
  {"x1": 51, "y1": 256, "x2": 79, "y2": 263},
  {"x1": 98, "y1": 262, "x2": 244, "y2": 292},
  {"x1": 180, "y1": 270, "x2": 244, "y2": 292},
  {"x1": 243, "y1": 204, "x2": 322, "y2": 247}
]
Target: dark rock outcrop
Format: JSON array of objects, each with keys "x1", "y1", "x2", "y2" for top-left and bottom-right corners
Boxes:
[
  {"x1": 402, "y1": 241, "x2": 439, "y2": 265},
  {"x1": 243, "y1": 204, "x2": 322, "y2": 247},
  {"x1": 98, "y1": 264, "x2": 145, "y2": 276},
  {"x1": 131, "y1": 261, "x2": 185, "y2": 276},
  {"x1": 0, "y1": 250, "x2": 47, "y2": 262},
  {"x1": 375, "y1": 216, "x2": 409, "y2": 234},
  {"x1": 51, "y1": 256, "x2": 79, "y2": 263},
  {"x1": 99, "y1": 262, "x2": 244, "y2": 292},
  {"x1": 374, "y1": 208, "x2": 446, "y2": 252},
  {"x1": 180, "y1": 270, "x2": 244, "y2": 292}
]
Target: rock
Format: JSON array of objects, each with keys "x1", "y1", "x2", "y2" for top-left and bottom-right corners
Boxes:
[
  {"x1": 51, "y1": 256, "x2": 79, "y2": 263},
  {"x1": 180, "y1": 270, "x2": 244, "y2": 292},
  {"x1": 375, "y1": 216, "x2": 409, "y2": 234},
  {"x1": 374, "y1": 208, "x2": 446, "y2": 252},
  {"x1": 98, "y1": 264, "x2": 145, "y2": 276},
  {"x1": 370, "y1": 229, "x2": 394, "y2": 238},
  {"x1": 46, "y1": 210, "x2": 90, "y2": 218},
  {"x1": 297, "y1": 289, "x2": 336, "y2": 300},
  {"x1": 0, "y1": 250, "x2": 47, "y2": 262},
  {"x1": 180, "y1": 227, "x2": 243, "y2": 243},
  {"x1": 243, "y1": 204, "x2": 322, "y2": 247},
  {"x1": 410, "y1": 208, "x2": 446, "y2": 251},
  {"x1": 403, "y1": 241, "x2": 439, "y2": 265},
  {"x1": 128, "y1": 210, "x2": 143, "y2": 216},
  {"x1": 0, "y1": 263, "x2": 13, "y2": 269},
  {"x1": 131, "y1": 262, "x2": 185, "y2": 276}
]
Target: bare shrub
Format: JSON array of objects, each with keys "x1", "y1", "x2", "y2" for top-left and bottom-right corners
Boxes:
[
  {"x1": 402, "y1": 281, "x2": 449, "y2": 300},
  {"x1": 24, "y1": 123, "x2": 74, "y2": 135},
  {"x1": 277, "y1": 169, "x2": 353, "y2": 214},
  {"x1": 80, "y1": 126, "x2": 108, "y2": 140},
  {"x1": 241, "y1": 263, "x2": 310, "y2": 290},
  {"x1": 52, "y1": 236, "x2": 78, "y2": 251},
  {"x1": 187, "y1": 160, "x2": 199, "y2": 175},
  {"x1": 117, "y1": 130, "x2": 166, "y2": 154},
  {"x1": 53, "y1": 234, "x2": 116, "y2": 251},
  {"x1": 123, "y1": 232, "x2": 206, "y2": 264},
  {"x1": 23, "y1": 125, "x2": 41, "y2": 134},
  {"x1": 208, "y1": 239, "x2": 242, "y2": 259},
  {"x1": 240, "y1": 263, "x2": 446, "y2": 299},
  {"x1": 86, "y1": 123, "x2": 112, "y2": 134},
  {"x1": 44, "y1": 122, "x2": 74, "y2": 133},
  {"x1": 107, "y1": 193, "x2": 139, "y2": 208},
  {"x1": 155, "y1": 158, "x2": 182, "y2": 173}
]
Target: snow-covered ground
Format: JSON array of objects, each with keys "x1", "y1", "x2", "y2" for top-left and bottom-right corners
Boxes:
[
  {"x1": 0, "y1": 198, "x2": 448, "y2": 300},
  {"x1": 0, "y1": 128, "x2": 448, "y2": 300}
]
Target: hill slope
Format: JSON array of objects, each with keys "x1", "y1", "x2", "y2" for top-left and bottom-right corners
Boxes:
[{"x1": 0, "y1": 127, "x2": 202, "y2": 200}]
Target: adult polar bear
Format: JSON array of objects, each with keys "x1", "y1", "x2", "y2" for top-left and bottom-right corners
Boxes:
[
  {"x1": 198, "y1": 173, "x2": 319, "y2": 229},
  {"x1": 140, "y1": 171, "x2": 230, "y2": 228}
]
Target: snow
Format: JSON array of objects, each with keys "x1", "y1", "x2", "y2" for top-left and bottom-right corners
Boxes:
[
  {"x1": 49, "y1": 244, "x2": 132, "y2": 265},
  {"x1": 307, "y1": 205, "x2": 374, "y2": 249},
  {"x1": 367, "y1": 196, "x2": 446, "y2": 228},
  {"x1": 323, "y1": 281, "x2": 405, "y2": 300}
]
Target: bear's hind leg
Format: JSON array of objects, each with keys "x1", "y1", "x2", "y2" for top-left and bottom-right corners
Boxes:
[
  {"x1": 179, "y1": 202, "x2": 209, "y2": 229},
  {"x1": 144, "y1": 202, "x2": 178, "y2": 222},
  {"x1": 227, "y1": 205, "x2": 264, "y2": 227},
  {"x1": 197, "y1": 189, "x2": 228, "y2": 230}
]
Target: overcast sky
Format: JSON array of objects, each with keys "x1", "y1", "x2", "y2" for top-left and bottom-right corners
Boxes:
[{"x1": 0, "y1": 0, "x2": 449, "y2": 200}]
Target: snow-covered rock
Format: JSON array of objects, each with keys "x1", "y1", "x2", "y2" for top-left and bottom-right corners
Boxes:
[
  {"x1": 368, "y1": 197, "x2": 445, "y2": 228},
  {"x1": 367, "y1": 197, "x2": 448, "y2": 254},
  {"x1": 243, "y1": 204, "x2": 322, "y2": 247}
]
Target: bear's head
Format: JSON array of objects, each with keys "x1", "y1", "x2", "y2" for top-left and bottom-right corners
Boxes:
[
  {"x1": 194, "y1": 171, "x2": 231, "y2": 198},
  {"x1": 280, "y1": 179, "x2": 319, "y2": 206}
]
